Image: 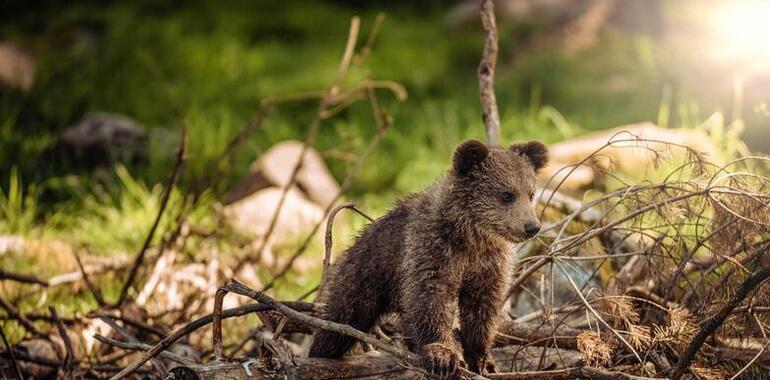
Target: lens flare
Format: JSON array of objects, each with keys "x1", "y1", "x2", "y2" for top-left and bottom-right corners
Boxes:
[{"x1": 711, "y1": 0, "x2": 770, "y2": 71}]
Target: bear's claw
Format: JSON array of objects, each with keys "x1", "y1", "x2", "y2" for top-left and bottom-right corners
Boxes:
[{"x1": 420, "y1": 343, "x2": 466, "y2": 379}]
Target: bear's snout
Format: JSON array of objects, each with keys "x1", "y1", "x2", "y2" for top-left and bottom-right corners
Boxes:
[{"x1": 524, "y1": 222, "x2": 540, "y2": 238}]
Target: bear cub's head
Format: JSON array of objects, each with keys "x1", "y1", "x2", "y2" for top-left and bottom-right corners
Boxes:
[{"x1": 450, "y1": 139, "x2": 548, "y2": 242}]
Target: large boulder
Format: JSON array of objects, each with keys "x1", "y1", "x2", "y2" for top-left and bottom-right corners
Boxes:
[
  {"x1": 224, "y1": 187, "x2": 325, "y2": 254},
  {"x1": 226, "y1": 140, "x2": 340, "y2": 208},
  {"x1": 40, "y1": 113, "x2": 148, "y2": 170}
]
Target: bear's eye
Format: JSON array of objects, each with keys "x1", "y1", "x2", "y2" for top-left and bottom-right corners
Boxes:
[
  {"x1": 500, "y1": 191, "x2": 516, "y2": 204},
  {"x1": 529, "y1": 191, "x2": 535, "y2": 201}
]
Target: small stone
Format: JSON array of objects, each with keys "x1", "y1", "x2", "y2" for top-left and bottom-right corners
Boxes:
[{"x1": 0, "y1": 42, "x2": 35, "y2": 92}]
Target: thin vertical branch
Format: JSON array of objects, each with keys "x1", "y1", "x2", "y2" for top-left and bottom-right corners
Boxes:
[
  {"x1": 478, "y1": 0, "x2": 501, "y2": 146},
  {"x1": 321, "y1": 203, "x2": 373, "y2": 288},
  {"x1": 73, "y1": 250, "x2": 106, "y2": 307},
  {"x1": 212, "y1": 287, "x2": 228, "y2": 361},
  {"x1": 0, "y1": 324, "x2": 23, "y2": 380},
  {"x1": 114, "y1": 125, "x2": 186, "y2": 307},
  {"x1": 49, "y1": 306, "x2": 74, "y2": 377}
]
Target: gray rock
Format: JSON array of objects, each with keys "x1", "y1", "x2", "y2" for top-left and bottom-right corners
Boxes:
[{"x1": 41, "y1": 113, "x2": 148, "y2": 170}]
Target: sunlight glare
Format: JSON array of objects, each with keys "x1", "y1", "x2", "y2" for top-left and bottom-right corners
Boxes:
[{"x1": 711, "y1": 0, "x2": 770, "y2": 71}]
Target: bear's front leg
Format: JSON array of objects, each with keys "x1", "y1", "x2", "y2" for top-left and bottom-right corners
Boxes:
[
  {"x1": 402, "y1": 258, "x2": 465, "y2": 378},
  {"x1": 458, "y1": 275, "x2": 506, "y2": 375}
]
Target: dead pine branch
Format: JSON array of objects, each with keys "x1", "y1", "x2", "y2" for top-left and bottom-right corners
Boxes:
[
  {"x1": 671, "y1": 260, "x2": 770, "y2": 379},
  {"x1": 478, "y1": 0, "x2": 501, "y2": 146}
]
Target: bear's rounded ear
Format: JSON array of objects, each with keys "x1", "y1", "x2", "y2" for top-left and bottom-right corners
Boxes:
[
  {"x1": 510, "y1": 141, "x2": 549, "y2": 171},
  {"x1": 453, "y1": 140, "x2": 489, "y2": 176}
]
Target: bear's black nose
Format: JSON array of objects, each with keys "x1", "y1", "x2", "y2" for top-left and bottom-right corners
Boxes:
[{"x1": 524, "y1": 222, "x2": 540, "y2": 238}]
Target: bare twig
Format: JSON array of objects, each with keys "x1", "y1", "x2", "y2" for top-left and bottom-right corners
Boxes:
[
  {"x1": 0, "y1": 269, "x2": 48, "y2": 286},
  {"x1": 321, "y1": 203, "x2": 373, "y2": 287},
  {"x1": 212, "y1": 287, "x2": 227, "y2": 361},
  {"x1": 87, "y1": 311, "x2": 166, "y2": 337},
  {"x1": 225, "y1": 279, "x2": 408, "y2": 358},
  {"x1": 114, "y1": 125, "x2": 186, "y2": 307},
  {"x1": 94, "y1": 334, "x2": 194, "y2": 366},
  {"x1": 49, "y1": 306, "x2": 74, "y2": 377},
  {"x1": 478, "y1": 0, "x2": 501, "y2": 146},
  {"x1": 232, "y1": 17, "x2": 361, "y2": 274},
  {"x1": 73, "y1": 250, "x2": 106, "y2": 307},
  {"x1": 0, "y1": 295, "x2": 40, "y2": 336},
  {"x1": 0, "y1": 324, "x2": 23, "y2": 380}
]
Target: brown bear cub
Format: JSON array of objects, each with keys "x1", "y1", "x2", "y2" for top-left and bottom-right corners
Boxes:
[{"x1": 309, "y1": 140, "x2": 548, "y2": 377}]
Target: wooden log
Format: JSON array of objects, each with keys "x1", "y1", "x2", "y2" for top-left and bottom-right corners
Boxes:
[{"x1": 164, "y1": 345, "x2": 582, "y2": 380}]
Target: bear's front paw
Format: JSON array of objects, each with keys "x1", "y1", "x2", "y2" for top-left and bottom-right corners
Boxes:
[
  {"x1": 467, "y1": 354, "x2": 496, "y2": 375},
  {"x1": 420, "y1": 343, "x2": 466, "y2": 379}
]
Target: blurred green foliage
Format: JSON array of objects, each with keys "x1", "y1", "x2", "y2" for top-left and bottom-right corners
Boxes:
[{"x1": 0, "y1": 0, "x2": 666, "y2": 197}]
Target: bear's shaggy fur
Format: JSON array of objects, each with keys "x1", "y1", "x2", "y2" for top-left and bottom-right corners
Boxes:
[{"x1": 309, "y1": 140, "x2": 548, "y2": 376}]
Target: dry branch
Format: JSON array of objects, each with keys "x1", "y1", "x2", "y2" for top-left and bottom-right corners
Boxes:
[
  {"x1": 49, "y1": 307, "x2": 74, "y2": 376},
  {"x1": 321, "y1": 203, "x2": 373, "y2": 287},
  {"x1": 164, "y1": 345, "x2": 583, "y2": 380},
  {"x1": 0, "y1": 325, "x2": 23, "y2": 380},
  {"x1": 109, "y1": 301, "x2": 312, "y2": 380},
  {"x1": 0, "y1": 295, "x2": 40, "y2": 336},
  {"x1": 0, "y1": 269, "x2": 48, "y2": 286},
  {"x1": 478, "y1": 0, "x2": 501, "y2": 146}
]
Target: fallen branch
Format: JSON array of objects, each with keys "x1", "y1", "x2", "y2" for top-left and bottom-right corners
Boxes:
[
  {"x1": 94, "y1": 334, "x2": 194, "y2": 366},
  {"x1": 222, "y1": 279, "x2": 489, "y2": 380},
  {"x1": 164, "y1": 345, "x2": 582, "y2": 380},
  {"x1": 488, "y1": 366, "x2": 665, "y2": 380},
  {"x1": 109, "y1": 301, "x2": 312, "y2": 380}
]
